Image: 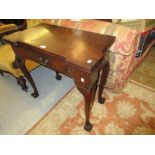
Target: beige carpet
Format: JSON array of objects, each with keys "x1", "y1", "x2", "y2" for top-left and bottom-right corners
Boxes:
[
  {"x1": 130, "y1": 47, "x2": 155, "y2": 91},
  {"x1": 27, "y1": 82, "x2": 155, "y2": 135}
]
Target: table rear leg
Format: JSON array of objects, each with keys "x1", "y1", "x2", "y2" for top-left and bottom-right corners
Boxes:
[
  {"x1": 55, "y1": 71, "x2": 62, "y2": 80},
  {"x1": 98, "y1": 61, "x2": 109, "y2": 104}
]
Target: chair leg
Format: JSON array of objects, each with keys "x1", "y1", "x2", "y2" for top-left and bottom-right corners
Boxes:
[
  {"x1": 0, "y1": 38, "x2": 6, "y2": 45},
  {"x1": 0, "y1": 69, "x2": 28, "y2": 92},
  {"x1": 17, "y1": 76, "x2": 28, "y2": 92},
  {"x1": 0, "y1": 70, "x2": 4, "y2": 76},
  {"x1": 55, "y1": 71, "x2": 62, "y2": 80}
]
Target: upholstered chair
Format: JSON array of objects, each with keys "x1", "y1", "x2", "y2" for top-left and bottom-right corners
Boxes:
[
  {"x1": 0, "y1": 23, "x2": 17, "y2": 44},
  {"x1": 0, "y1": 24, "x2": 39, "y2": 91},
  {"x1": 0, "y1": 44, "x2": 40, "y2": 91}
]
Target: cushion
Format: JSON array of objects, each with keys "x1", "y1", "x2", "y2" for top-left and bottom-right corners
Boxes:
[{"x1": 0, "y1": 44, "x2": 39, "y2": 77}]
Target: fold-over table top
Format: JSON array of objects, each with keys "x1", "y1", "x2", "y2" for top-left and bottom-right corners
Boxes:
[{"x1": 3, "y1": 23, "x2": 115, "y2": 70}]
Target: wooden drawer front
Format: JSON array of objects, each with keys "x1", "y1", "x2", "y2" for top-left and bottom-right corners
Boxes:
[
  {"x1": 48, "y1": 57, "x2": 66, "y2": 73},
  {"x1": 66, "y1": 65, "x2": 90, "y2": 88},
  {"x1": 24, "y1": 48, "x2": 66, "y2": 73}
]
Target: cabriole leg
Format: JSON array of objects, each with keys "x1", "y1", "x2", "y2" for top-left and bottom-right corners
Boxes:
[{"x1": 77, "y1": 83, "x2": 97, "y2": 132}]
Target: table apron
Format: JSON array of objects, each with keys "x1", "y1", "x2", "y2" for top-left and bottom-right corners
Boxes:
[{"x1": 15, "y1": 46, "x2": 103, "y2": 90}]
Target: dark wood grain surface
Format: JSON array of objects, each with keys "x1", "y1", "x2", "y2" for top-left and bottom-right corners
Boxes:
[{"x1": 3, "y1": 23, "x2": 114, "y2": 70}]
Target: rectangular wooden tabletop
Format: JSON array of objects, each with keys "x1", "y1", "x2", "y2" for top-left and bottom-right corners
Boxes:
[{"x1": 3, "y1": 23, "x2": 115, "y2": 70}]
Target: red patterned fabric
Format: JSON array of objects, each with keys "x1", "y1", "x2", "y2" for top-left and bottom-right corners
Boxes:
[{"x1": 27, "y1": 19, "x2": 153, "y2": 93}]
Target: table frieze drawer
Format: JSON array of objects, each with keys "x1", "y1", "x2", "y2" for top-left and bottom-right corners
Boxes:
[
  {"x1": 66, "y1": 65, "x2": 90, "y2": 88},
  {"x1": 48, "y1": 57, "x2": 66, "y2": 73},
  {"x1": 24, "y1": 48, "x2": 66, "y2": 73}
]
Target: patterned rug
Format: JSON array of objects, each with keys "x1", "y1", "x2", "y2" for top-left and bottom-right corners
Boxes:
[
  {"x1": 130, "y1": 47, "x2": 155, "y2": 92},
  {"x1": 28, "y1": 82, "x2": 155, "y2": 135}
]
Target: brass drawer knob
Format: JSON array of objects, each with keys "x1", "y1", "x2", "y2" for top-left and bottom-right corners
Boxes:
[
  {"x1": 38, "y1": 57, "x2": 43, "y2": 63},
  {"x1": 44, "y1": 59, "x2": 48, "y2": 65},
  {"x1": 38, "y1": 57, "x2": 48, "y2": 66}
]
